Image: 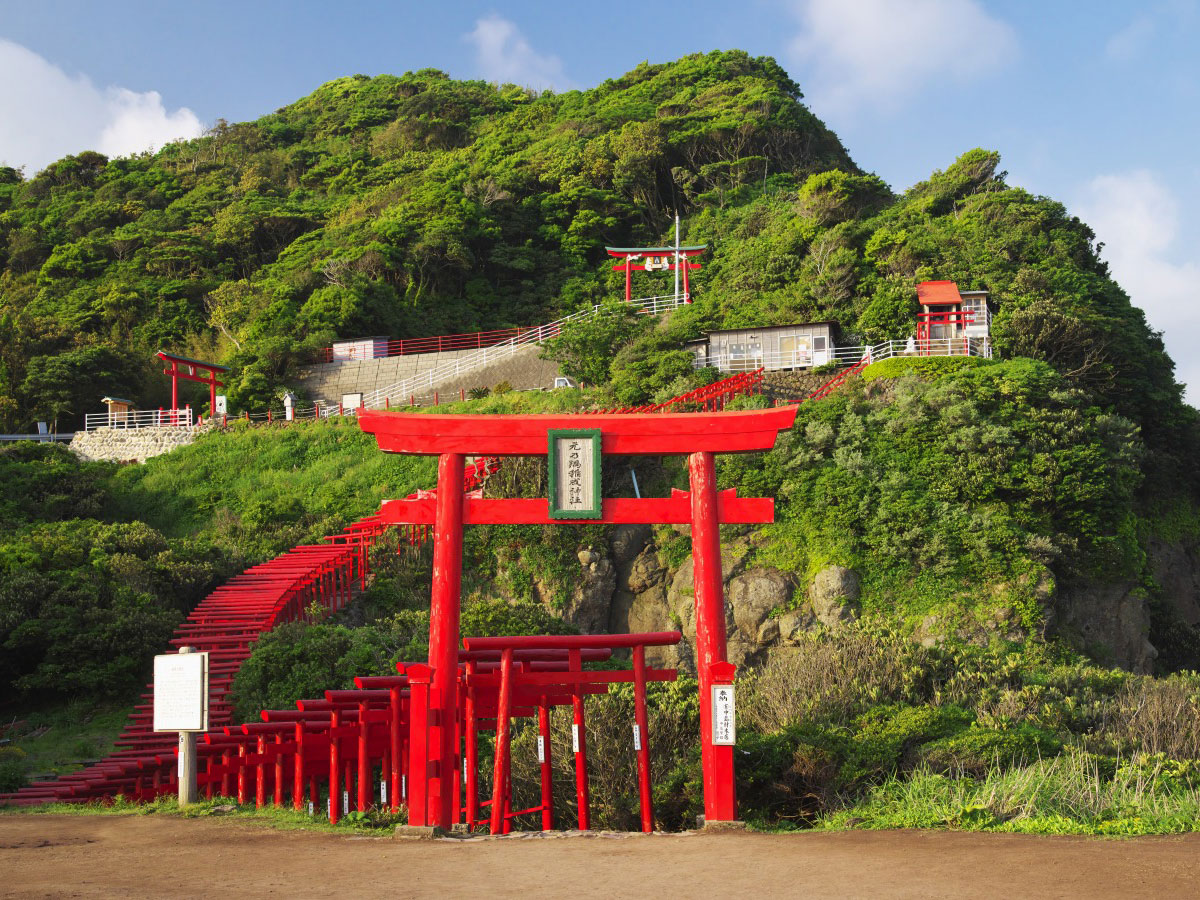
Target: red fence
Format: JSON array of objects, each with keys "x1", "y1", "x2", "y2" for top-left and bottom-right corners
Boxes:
[{"x1": 0, "y1": 519, "x2": 389, "y2": 807}]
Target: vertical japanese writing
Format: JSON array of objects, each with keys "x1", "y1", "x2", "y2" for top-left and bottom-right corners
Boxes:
[{"x1": 551, "y1": 431, "x2": 599, "y2": 517}]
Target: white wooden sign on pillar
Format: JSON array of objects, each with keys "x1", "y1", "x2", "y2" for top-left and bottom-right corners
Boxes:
[{"x1": 153, "y1": 648, "x2": 209, "y2": 805}]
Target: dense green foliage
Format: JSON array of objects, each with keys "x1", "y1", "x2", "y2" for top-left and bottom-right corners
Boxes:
[
  {"x1": 0, "y1": 517, "x2": 228, "y2": 697},
  {"x1": 0, "y1": 442, "x2": 110, "y2": 528},
  {"x1": 719, "y1": 360, "x2": 1146, "y2": 633},
  {"x1": 0, "y1": 419, "x2": 434, "y2": 702},
  {"x1": 230, "y1": 595, "x2": 576, "y2": 721},
  {"x1": 0, "y1": 51, "x2": 851, "y2": 426}
]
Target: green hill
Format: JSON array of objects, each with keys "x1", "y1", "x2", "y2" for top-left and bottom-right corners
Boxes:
[
  {"x1": 0, "y1": 51, "x2": 851, "y2": 425},
  {"x1": 3, "y1": 52, "x2": 1200, "y2": 830}
]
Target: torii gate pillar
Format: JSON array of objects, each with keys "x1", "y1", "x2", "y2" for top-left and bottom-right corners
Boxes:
[
  {"x1": 689, "y1": 450, "x2": 736, "y2": 821},
  {"x1": 426, "y1": 452, "x2": 465, "y2": 827}
]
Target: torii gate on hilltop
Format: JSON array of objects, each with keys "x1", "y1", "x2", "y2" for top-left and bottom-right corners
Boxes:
[
  {"x1": 607, "y1": 245, "x2": 705, "y2": 303},
  {"x1": 359, "y1": 405, "x2": 798, "y2": 828}
]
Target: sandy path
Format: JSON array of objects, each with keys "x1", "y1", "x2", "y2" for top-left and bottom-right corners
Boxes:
[{"x1": 1, "y1": 815, "x2": 1197, "y2": 899}]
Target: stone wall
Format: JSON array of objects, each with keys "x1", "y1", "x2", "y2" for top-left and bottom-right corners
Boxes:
[
  {"x1": 294, "y1": 344, "x2": 562, "y2": 406},
  {"x1": 69, "y1": 425, "x2": 209, "y2": 463}
]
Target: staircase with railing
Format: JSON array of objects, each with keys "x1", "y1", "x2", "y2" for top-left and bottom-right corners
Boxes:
[{"x1": 354, "y1": 294, "x2": 685, "y2": 411}]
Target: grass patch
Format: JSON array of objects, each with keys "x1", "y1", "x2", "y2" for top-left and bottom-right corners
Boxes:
[
  {"x1": 860, "y1": 355, "x2": 994, "y2": 381},
  {"x1": 2, "y1": 699, "x2": 134, "y2": 788},
  {"x1": 0, "y1": 794, "x2": 406, "y2": 833},
  {"x1": 821, "y1": 750, "x2": 1200, "y2": 835},
  {"x1": 107, "y1": 418, "x2": 437, "y2": 559}
]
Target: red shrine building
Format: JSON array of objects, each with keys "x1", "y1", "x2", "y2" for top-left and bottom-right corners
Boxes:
[{"x1": 915, "y1": 281, "x2": 991, "y2": 356}]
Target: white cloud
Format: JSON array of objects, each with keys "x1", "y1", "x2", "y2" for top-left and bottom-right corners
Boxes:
[
  {"x1": 783, "y1": 0, "x2": 1018, "y2": 115},
  {"x1": 463, "y1": 15, "x2": 576, "y2": 91},
  {"x1": 0, "y1": 38, "x2": 203, "y2": 173},
  {"x1": 1105, "y1": 15, "x2": 1156, "y2": 61},
  {"x1": 1074, "y1": 170, "x2": 1199, "y2": 404}
]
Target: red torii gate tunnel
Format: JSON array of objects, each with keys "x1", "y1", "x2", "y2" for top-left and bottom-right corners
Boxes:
[
  {"x1": 359, "y1": 405, "x2": 798, "y2": 827},
  {"x1": 156, "y1": 350, "x2": 229, "y2": 416}
]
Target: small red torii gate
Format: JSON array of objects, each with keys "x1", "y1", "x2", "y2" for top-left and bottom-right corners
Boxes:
[
  {"x1": 359, "y1": 405, "x2": 798, "y2": 828},
  {"x1": 156, "y1": 350, "x2": 228, "y2": 416},
  {"x1": 606, "y1": 245, "x2": 705, "y2": 303}
]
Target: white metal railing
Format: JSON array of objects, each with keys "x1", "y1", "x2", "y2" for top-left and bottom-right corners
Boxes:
[
  {"x1": 358, "y1": 293, "x2": 687, "y2": 410},
  {"x1": 84, "y1": 408, "x2": 195, "y2": 431},
  {"x1": 693, "y1": 337, "x2": 992, "y2": 373}
]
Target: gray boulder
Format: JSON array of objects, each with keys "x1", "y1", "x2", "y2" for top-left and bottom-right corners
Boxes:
[{"x1": 808, "y1": 565, "x2": 861, "y2": 626}]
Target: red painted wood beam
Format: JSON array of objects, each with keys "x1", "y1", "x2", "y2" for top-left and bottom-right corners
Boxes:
[
  {"x1": 464, "y1": 632, "x2": 680, "y2": 650},
  {"x1": 377, "y1": 489, "x2": 773, "y2": 526},
  {"x1": 159, "y1": 369, "x2": 225, "y2": 388},
  {"x1": 359, "y1": 407, "x2": 798, "y2": 456}
]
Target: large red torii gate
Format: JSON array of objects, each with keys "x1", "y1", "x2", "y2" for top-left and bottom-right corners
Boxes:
[{"x1": 359, "y1": 405, "x2": 798, "y2": 828}]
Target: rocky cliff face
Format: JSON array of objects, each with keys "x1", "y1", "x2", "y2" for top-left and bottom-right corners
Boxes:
[
  {"x1": 540, "y1": 525, "x2": 861, "y2": 673},
  {"x1": 532, "y1": 527, "x2": 1200, "y2": 676},
  {"x1": 1050, "y1": 537, "x2": 1200, "y2": 675}
]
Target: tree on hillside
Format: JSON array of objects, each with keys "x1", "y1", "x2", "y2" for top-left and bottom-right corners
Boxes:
[
  {"x1": 540, "y1": 301, "x2": 649, "y2": 387},
  {"x1": 19, "y1": 347, "x2": 140, "y2": 430}
]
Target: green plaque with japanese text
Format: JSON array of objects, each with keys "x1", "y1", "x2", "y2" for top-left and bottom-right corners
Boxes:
[{"x1": 548, "y1": 429, "x2": 602, "y2": 519}]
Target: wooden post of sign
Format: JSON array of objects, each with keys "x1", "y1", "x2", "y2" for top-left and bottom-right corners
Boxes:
[{"x1": 177, "y1": 646, "x2": 199, "y2": 806}]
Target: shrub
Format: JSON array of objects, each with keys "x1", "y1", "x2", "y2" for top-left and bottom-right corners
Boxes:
[
  {"x1": 230, "y1": 615, "x2": 429, "y2": 720},
  {"x1": 919, "y1": 725, "x2": 1064, "y2": 776},
  {"x1": 841, "y1": 704, "x2": 974, "y2": 786},
  {"x1": 860, "y1": 355, "x2": 993, "y2": 381},
  {"x1": 0, "y1": 746, "x2": 28, "y2": 792},
  {"x1": 1102, "y1": 675, "x2": 1200, "y2": 760},
  {"x1": 0, "y1": 442, "x2": 112, "y2": 531},
  {"x1": 0, "y1": 520, "x2": 230, "y2": 699},
  {"x1": 739, "y1": 629, "x2": 926, "y2": 732}
]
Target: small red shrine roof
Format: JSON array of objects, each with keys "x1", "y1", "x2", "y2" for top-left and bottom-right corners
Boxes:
[{"x1": 916, "y1": 281, "x2": 963, "y2": 306}]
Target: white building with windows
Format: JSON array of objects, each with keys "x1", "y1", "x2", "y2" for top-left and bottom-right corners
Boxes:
[{"x1": 687, "y1": 321, "x2": 838, "y2": 372}]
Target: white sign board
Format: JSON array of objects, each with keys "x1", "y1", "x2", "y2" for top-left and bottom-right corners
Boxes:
[
  {"x1": 153, "y1": 652, "x2": 208, "y2": 732},
  {"x1": 712, "y1": 685, "x2": 736, "y2": 746}
]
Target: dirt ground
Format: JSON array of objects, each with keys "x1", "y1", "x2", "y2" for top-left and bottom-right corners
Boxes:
[{"x1": 2, "y1": 815, "x2": 1199, "y2": 899}]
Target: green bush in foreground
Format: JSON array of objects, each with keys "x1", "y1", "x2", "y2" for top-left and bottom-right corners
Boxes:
[{"x1": 231, "y1": 595, "x2": 576, "y2": 720}]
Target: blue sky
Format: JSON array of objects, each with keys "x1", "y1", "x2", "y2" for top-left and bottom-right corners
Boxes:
[{"x1": 1, "y1": 0, "x2": 1197, "y2": 401}]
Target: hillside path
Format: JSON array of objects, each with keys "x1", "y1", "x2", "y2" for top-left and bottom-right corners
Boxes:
[{"x1": 1, "y1": 815, "x2": 1197, "y2": 898}]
